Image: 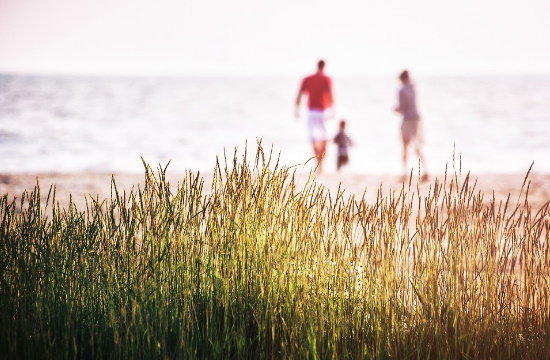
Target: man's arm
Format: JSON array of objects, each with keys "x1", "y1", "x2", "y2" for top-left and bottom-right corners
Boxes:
[
  {"x1": 295, "y1": 79, "x2": 306, "y2": 119},
  {"x1": 326, "y1": 90, "x2": 333, "y2": 109},
  {"x1": 295, "y1": 91, "x2": 303, "y2": 119},
  {"x1": 394, "y1": 89, "x2": 403, "y2": 113}
]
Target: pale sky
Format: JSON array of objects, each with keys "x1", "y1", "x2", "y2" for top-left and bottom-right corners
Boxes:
[{"x1": 1, "y1": 0, "x2": 550, "y2": 77}]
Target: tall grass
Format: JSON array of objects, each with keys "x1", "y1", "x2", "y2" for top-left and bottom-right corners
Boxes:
[{"x1": 1, "y1": 146, "x2": 549, "y2": 359}]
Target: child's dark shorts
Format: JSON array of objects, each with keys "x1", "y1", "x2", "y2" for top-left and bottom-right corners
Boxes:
[{"x1": 337, "y1": 154, "x2": 349, "y2": 170}]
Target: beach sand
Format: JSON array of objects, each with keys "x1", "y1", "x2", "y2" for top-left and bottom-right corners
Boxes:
[{"x1": 1, "y1": 171, "x2": 549, "y2": 212}]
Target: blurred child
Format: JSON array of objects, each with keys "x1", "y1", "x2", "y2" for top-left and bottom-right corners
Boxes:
[{"x1": 333, "y1": 119, "x2": 353, "y2": 171}]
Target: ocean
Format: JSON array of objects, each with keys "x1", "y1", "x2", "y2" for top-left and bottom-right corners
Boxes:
[{"x1": 0, "y1": 73, "x2": 549, "y2": 175}]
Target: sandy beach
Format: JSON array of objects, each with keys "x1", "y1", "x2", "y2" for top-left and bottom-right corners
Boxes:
[{"x1": 1, "y1": 170, "x2": 549, "y2": 212}]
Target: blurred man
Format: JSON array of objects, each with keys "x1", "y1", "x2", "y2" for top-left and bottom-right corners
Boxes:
[
  {"x1": 295, "y1": 60, "x2": 334, "y2": 173},
  {"x1": 394, "y1": 70, "x2": 429, "y2": 182}
]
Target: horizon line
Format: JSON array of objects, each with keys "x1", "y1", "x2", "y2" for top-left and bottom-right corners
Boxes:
[{"x1": 2, "y1": 69, "x2": 550, "y2": 79}]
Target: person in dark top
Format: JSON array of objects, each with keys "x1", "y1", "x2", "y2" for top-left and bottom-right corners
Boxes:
[{"x1": 334, "y1": 119, "x2": 352, "y2": 172}]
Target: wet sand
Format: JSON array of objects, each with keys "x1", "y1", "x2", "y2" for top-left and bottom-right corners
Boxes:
[{"x1": 1, "y1": 171, "x2": 549, "y2": 212}]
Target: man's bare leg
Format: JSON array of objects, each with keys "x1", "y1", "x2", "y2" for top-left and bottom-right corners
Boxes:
[
  {"x1": 415, "y1": 144, "x2": 429, "y2": 182},
  {"x1": 402, "y1": 140, "x2": 410, "y2": 181},
  {"x1": 313, "y1": 140, "x2": 326, "y2": 173}
]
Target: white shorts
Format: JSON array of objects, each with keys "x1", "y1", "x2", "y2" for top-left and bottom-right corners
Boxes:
[
  {"x1": 307, "y1": 110, "x2": 327, "y2": 141},
  {"x1": 401, "y1": 120, "x2": 424, "y2": 145}
]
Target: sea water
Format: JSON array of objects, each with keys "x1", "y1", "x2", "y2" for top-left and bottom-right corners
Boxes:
[{"x1": 0, "y1": 74, "x2": 549, "y2": 175}]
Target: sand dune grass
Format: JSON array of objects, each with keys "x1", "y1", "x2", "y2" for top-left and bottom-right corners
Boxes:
[{"x1": 1, "y1": 147, "x2": 549, "y2": 359}]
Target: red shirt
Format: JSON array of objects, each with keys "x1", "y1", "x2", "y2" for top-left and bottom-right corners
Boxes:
[{"x1": 299, "y1": 71, "x2": 332, "y2": 110}]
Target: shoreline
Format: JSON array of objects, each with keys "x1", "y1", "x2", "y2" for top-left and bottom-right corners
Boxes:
[{"x1": 1, "y1": 171, "x2": 549, "y2": 211}]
